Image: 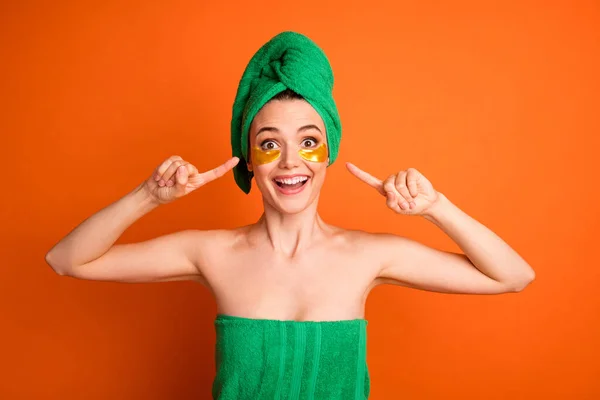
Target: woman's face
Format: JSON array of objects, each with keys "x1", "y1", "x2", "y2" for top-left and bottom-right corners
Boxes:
[{"x1": 248, "y1": 98, "x2": 329, "y2": 214}]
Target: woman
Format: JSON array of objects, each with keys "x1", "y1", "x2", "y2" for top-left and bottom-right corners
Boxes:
[{"x1": 46, "y1": 32, "x2": 535, "y2": 399}]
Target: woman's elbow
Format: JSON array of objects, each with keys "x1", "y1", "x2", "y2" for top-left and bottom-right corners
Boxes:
[
  {"x1": 512, "y1": 272, "x2": 535, "y2": 292},
  {"x1": 45, "y1": 250, "x2": 72, "y2": 276}
]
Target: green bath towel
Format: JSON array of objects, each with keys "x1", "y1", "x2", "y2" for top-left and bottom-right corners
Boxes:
[
  {"x1": 230, "y1": 31, "x2": 342, "y2": 193},
  {"x1": 212, "y1": 314, "x2": 370, "y2": 399}
]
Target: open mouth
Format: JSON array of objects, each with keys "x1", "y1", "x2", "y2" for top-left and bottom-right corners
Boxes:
[{"x1": 273, "y1": 176, "x2": 309, "y2": 190}]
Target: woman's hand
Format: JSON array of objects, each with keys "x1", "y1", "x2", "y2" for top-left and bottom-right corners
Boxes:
[
  {"x1": 346, "y1": 162, "x2": 440, "y2": 216},
  {"x1": 144, "y1": 155, "x2": 239, "y2": 204}
]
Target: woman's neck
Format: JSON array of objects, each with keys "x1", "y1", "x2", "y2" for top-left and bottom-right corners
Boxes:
[{"x1": 257, "y1": 197, "x2": 328, "y2": 258}]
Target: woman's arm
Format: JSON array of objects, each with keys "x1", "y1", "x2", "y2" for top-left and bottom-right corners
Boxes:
[
  {"x1": 373, "y1": 193, "x2": 535, "y2": 294},
  {"x1": 347, "y1": 163, "x2": 535, "y2": 294},
  {"x1": 45, "y1": 155, "x2": 239, "y2": 284}
]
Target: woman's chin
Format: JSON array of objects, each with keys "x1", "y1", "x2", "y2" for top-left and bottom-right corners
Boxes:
[
  {"x1": 262, "y1": 191, "x2": 315, "y2": 214},
  {"x1": 270, "y1": 192, "x2": 311, "y2": 213},
  {"x1": 257, "y1": 178, "x2": 322, "y2": 214}
]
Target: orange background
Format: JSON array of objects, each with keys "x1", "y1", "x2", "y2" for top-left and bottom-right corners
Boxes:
[{"x1": 1, "y1": 1, "x2": 599, "y2": 399}]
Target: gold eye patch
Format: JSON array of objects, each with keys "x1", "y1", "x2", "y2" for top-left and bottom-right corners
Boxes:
[
  {"x1": 298, "y1": 143, "x2": 328, "y2": 163},
  {"x1": 252, "y1": 148, "x2": 281, "y2": 165},
  {"x1": 251, "y1": 143, "x2": 328, "y2": 165}
]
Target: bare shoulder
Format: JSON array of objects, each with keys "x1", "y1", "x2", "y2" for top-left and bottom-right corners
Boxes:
[
  {"x1": 187, "y1": 226, "x2": 248, "y2": 260},
  {"x1": 341, "y1": 229, "x2": 429, "y2": 270},
  {"x1": 321, "y1": 225, "x2": 388, "y2": 268},
  {"x1": 342, "y1": 230, "x2": 511, "y2": 294},
  {"x1": 326, "y1": 226, "x2": 398, "y2": 251},
  {"x1": 324, "y1": 228, "x2": 421, "y2": 281}
]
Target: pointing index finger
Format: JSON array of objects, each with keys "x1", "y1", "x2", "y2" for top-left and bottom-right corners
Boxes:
[
  {"x1": 346, "y1": 162, "x2": 385, "y2": 195},
  {"x1": 199, "y1": 157, "x2": 240, "y2": 185}
]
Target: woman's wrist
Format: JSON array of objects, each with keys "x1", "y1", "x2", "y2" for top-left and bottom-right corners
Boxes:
[{"x1": 131, "y1": 182, "x2": 160, "y2": 213}]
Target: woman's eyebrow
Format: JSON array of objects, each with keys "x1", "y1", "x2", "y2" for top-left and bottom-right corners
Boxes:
[
  {"x1": 297, "y1": 124, "x2": 322, "y2": 135},
  {"x1": 256, "y1": 126, "x2": 278, "y2": 137},
  {"x1": 255, "y1": 124, "x2": 322, "y2": 137}
]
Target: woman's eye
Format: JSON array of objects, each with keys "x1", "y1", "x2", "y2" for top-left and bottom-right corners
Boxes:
[
  {"x1": 261, "y1": 140, "x2": 278, "y2": 150},
  {"x1": 302, "y1": 138, "x2": 317, "y2": 147}
]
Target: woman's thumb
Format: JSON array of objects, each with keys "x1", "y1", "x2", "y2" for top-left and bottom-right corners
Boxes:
[{"x1": 175, "y1": 165, "x2": 189, "y2": 187}]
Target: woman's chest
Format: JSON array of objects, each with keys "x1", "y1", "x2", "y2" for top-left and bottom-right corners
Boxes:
[{"x1": 207, "y1": 249, "x2": 379, "y2": 321}]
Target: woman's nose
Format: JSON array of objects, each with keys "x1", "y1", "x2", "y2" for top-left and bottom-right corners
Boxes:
[{"x1": 278, "y1": 144, "x2": 301, "y2": 169}]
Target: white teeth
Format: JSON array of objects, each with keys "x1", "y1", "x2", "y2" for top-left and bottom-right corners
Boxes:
[{"x1": 275, "y1": 176, "x2": 308, "y2": 185}]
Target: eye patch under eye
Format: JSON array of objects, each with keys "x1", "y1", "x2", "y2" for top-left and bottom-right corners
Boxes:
[
  {"x1": 252, "y1": 148, "x2": 281, "y2": 165},
  {"x1": 298, "y1": 143, "x2": 327, "y2": 162},
  {"x1": 251, "y1": 143, "x2": 328, "y2": 165}
]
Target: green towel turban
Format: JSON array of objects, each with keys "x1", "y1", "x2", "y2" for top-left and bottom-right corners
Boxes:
[{"x1": 230, "y1": 31, "x2": 341, "y2": 194}]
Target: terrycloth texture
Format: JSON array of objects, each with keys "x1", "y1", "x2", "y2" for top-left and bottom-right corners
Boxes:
[
  {"x1": 231, "y1": 31, "x2": 342, "y2": 193},
  {"x1": 212, "y1": 314, "x2": 370, "y2": 399}
]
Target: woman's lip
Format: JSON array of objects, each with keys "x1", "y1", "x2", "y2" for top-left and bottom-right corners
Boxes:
[
  {"x1": 273, "y1": 174, "x2": 310, "y2": 180},
  {"x1": 273, "y1": 177, "x2": 310, "y2": 195}
]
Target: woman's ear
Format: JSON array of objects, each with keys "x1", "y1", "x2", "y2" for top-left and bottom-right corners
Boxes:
[{"x1": 247, "y1": 136, "x2": 253, "y2": 171}]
